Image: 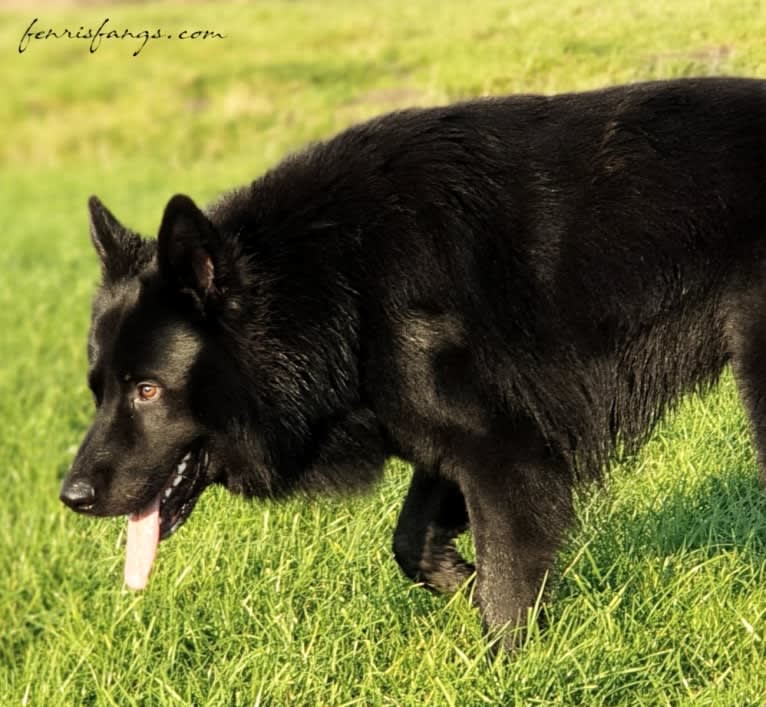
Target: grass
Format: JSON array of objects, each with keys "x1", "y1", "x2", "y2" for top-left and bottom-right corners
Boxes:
[{"x1": 3, "y1": 0, "x2": 766, "y2": 703}]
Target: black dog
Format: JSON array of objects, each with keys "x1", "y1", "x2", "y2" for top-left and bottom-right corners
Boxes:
[{"x1": 61, "y1": 77, "x2": 766, "y2": 649}]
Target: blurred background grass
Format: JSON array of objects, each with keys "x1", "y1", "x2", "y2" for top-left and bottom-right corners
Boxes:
[{"x1": 4, "y1": 1, "x2": 766, "y2": 704}]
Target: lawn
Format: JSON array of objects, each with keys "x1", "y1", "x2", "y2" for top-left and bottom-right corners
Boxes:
[{"x1": 3, "y1": 0, "x2": 766, "y2": 704}]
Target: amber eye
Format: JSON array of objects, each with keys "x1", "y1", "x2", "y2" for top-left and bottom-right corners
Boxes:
[{"x1": 136, "y1": 382, "x2": 161, "y2": 402}]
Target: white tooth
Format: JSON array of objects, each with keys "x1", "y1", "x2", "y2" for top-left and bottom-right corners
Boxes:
[
  {"x1": 173, "y1": 475, "x2": 183, "y2": 487},
  {"x1": 182, "y1": 452, "x2": 191, "y2": 463},
  {"x1": 177, "y1": 461, "x2": 187, "y2": 474},
  {"x1": 164, "y1": 488, "x2": 172, "y2": 498}
]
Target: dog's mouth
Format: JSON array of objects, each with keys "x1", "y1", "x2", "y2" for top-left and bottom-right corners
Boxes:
[
  {"x1": 124, "y1": 445, "x2": 210, "y2": 590},
  {"x1": 157, "y1": 446, "x2": 209, "y2": 540}
]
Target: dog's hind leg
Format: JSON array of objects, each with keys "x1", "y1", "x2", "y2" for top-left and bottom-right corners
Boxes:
[
  {"x1": 728, "y1": 287, "x2": 766, "y2": 488},
  {"x1": 393, "y1": 465, "x2": 475, "y2": 593}
]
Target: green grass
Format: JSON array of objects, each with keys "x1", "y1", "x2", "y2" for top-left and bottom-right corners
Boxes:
[{"x1": 4, "y1": 0, "x2": 766, "y2": 703}]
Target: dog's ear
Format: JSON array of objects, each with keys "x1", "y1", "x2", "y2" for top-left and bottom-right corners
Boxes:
[
  {"x1": 157, "y1": 194, "x2": 225, "y2": 306},
  {"x1": 88, "y1": 196, "x2": 145, "y2": 282}
]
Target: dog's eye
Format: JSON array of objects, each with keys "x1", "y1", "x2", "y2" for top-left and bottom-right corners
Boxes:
[{"x1": 136, "y1": 383, "x2": 161, "y2": 402}]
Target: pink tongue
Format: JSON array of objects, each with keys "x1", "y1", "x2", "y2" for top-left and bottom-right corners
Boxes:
[{"x1": 124, "y1": 494, "x2": 161, "y2": 590}]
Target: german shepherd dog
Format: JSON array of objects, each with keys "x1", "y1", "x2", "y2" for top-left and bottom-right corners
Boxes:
[{"x1": 61, "y1": 78, "x2": 766, "y2": 649}]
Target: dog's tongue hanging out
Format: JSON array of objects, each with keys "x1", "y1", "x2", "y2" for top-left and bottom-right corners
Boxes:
[{"x1": 124, "y1": 495, "x2": 161, "y2": 590}]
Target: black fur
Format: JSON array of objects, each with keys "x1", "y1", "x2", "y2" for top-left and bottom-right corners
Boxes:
[{"x1": 61, "y1": 77, "x2": 766, "y2": 649}]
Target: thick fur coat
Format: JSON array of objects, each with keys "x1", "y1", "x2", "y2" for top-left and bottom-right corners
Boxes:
[{"x1": 61, "y1": 78, "x2": 766, "y2": 648}]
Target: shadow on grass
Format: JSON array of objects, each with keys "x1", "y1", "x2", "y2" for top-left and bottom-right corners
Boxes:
[{"x1": 555, "y1": 465, "x2": 766, "y2": 604}]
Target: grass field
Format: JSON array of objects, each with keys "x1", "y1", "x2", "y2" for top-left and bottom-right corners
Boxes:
[{"x1": 4, "y1": 0, "x2": 766, "y2": 704}]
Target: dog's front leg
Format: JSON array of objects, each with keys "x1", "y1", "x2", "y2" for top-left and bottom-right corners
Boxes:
[
  {"x1": 393, "y1": 464, "x2": 474, "y2": 593},
  {"x1": 458, "y1": 446, "x2": 573, "y2": 651}
]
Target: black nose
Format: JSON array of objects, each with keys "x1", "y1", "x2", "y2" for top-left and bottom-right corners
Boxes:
[{"x1": 60, "y1": 479, "x2": 96, "y2": 511}]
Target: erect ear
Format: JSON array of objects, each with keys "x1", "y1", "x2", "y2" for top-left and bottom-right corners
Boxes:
[
  {"x1": 88, "y1": 196, "x2": 145, "y2": 282},
  {"x1": 157, "y1": 194, "x2": 223, "y2": 304}
]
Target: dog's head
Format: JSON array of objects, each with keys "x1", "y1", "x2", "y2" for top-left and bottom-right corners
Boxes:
[
  {"x1": 60, "y1": 193, "x2": 386, "y2": 587},
  {"x1": 59, "y1": 195, "x2": 255, "y2": 585}
]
